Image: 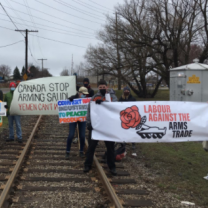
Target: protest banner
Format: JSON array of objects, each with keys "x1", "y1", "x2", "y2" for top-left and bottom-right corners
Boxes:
[
  {"x1": 91, "y1": 101, "x2": 208, "y2": 143},
  {"x1": 10, "y1": 76, "x2": 76, "y2": 115},
  {"x1": 58, "y1": 98, "x2": 91, "y2": 123},
  {"x1": 0, "y1": 102, "x2": 7, "y2": 116}
]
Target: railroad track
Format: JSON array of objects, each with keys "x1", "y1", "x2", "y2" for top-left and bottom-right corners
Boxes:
[{"x1": 0, "y1": 115, "x2": 153, "y2": 208}]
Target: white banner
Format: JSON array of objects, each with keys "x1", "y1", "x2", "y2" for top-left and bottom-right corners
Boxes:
[
  {"x1": 58, "y1": 98, "x2": 91, "y2": 123},
  {"x1": 10, "y1": 76, "x2": 76, "y2": 115},
  {"x1": 91, "y1": 101, "x2": 208, "y2": 143}
]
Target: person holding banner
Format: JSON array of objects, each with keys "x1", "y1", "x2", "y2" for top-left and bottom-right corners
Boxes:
[
  {"x1": 119, "y1": 86, "x2": 137, "y2": 149},
  {"x1": 84, "y1": 79, "x2": 118, "y2": 175},
  {"x1": 4, "y1": 82, "x2": 22, "y2": 143},
  {"x1": 66, "y1": 86, "x2": 89, "y2": 159}
]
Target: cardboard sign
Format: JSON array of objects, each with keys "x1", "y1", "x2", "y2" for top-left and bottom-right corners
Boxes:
[
  {"x1": 91, "y1": 101, "x2": 208, "y2": 143},
  {"x1": 58, "y1": 98, "x2": 91, "y2": 123},
  {"x1": 10, "y1": 76, "x2": 76, "y2": 115}
]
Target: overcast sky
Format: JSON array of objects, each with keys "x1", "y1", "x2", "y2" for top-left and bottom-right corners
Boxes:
[{"x1": 0, "y1": 0, "x2": 121, "y2": 76}]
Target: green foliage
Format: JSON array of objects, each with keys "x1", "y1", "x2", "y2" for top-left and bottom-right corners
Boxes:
[{"x1": 13, "y1": 66, "x2": 21, "y2": 80}]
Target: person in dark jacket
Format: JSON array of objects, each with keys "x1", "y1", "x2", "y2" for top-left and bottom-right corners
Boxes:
[
  {"x1": 119, "y1": 86, "x2": 136, "y2": 102},
  {"x1": 66, "y1": 86, "x2": 89, "y2": 159},
  {"x1": 83, "y1": 78, "x2": 94, "y2": 97},
  {"x1": 84, "y1": 79, "x2": 117, "y2": 175},
  {"x1": 119, "y1": 86, "x2": 137, "y2": 149}
]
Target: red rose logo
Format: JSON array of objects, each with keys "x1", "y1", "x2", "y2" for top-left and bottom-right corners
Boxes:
[{"x1": 120, "y1": 105, "x2": 141, "y2": 129}]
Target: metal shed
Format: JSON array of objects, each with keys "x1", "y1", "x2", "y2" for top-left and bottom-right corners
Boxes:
[{"x1": 169, "y1": 59, "x2": 208, "y2": 102}]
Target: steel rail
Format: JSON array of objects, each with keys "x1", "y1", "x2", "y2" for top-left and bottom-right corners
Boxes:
[
  {"x1": 0, "y1": 115, "x2": 42, "y2": 208},
  {"x1": 77, "y1": 127, "x2": 123, "y2": 208}
]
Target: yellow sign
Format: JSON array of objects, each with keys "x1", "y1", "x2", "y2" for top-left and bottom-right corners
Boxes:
[
  {"x1": 187, "y1": 75, "x2": 200, "y2": 84},
  {"x1": 23, "y1": 73, "x2": 28, "y2": 80}
]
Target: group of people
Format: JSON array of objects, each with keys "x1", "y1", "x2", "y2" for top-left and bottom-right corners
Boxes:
[
  {"x1": 66, "y1": 77, "x2": 136, "y2": 176},
  {"x1": 0, "y1": 76, "x2": 136, "y2": 176}
]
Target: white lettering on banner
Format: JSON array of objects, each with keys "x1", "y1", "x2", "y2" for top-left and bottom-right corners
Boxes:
[
  {"x1": 10, "y1": 76, "x2": 76, "y2": 115},
  {"x1": 58, "y1": 98, "x2": 91, "y2": 123},
  {"x1": 91, "y1": 101, "x2": 208, "y2": 143}
]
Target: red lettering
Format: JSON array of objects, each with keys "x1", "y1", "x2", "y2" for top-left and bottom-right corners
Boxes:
[
  {"x1": 54, "y1": 103, "x2": 58, "y2": 110},
  {"x1": 153, "y1": 105, "x2": 157, "y2": 113},
  {"x1": 149, "y1": 114, "x2": 153, "y2": 121},
  {"x1": 82, "y1": 98, "x2": 91, "y2": 104}
]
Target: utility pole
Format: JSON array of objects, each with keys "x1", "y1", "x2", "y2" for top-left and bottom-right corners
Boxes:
[
  {"x1": 15, "y1": 29, "x2": 38, "y2": 75},
  {"x1": 115, "y1": 12, "x2": 121, "y2": 90},
  {"x1": 38, "y1": 59, "x2": 47, "y2": 77},
  {"x1": 71, "y1": 54, "x2": 74, "y2": 75}
]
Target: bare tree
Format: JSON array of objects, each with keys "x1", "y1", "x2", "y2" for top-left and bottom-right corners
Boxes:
[
  {"x1": 197, "y1": 0, "x2": 208, "y2": 63},
  {"x1": 0, "y1": 64, "x2": 11, "y2": 77},
  {"x1": 84, "y1": 0, "x2": 208, "y2": 98},
  {"x1": 60, "y1": 69, "x2": 69, "y2": 76}
]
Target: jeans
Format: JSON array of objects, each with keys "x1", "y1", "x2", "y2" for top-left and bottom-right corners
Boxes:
[
  {"x1": 66, "y1": 121, "x2": 86, "y2": 153},
  {"x1": 8, "y1": 115, "x2": 22, "y2": 140},
  {"x1": 84, "y1": 130, "x2": 116, "y2": 169}
]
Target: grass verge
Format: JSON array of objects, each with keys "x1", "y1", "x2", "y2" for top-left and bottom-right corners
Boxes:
[{"x1": 113, "y1": 89, "x2": 208, "y2": 206}]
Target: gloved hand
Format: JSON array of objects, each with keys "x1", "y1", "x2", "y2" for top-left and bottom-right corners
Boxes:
[
  {"x1": 87, "y1": 124, "x2": 93, "y2": 131},
  {"x1": 95, "y1": 99, "x2": 103, "y2": 104},
  {"x1": 4, "y1": 105, "x2": 8, "y2": 109},
  {"x1": 68, "y1": 95, "x2": 76, "y2": 102}
]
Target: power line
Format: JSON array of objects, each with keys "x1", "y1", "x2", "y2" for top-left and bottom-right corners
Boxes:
[
  {"x1": 35, "y1": 0, "x2": 102, "y2": 24},
  {"x1": 0, "y1": 6, "x2": 95, "y2": 35},
  {"x1": 29, "y1": 34, "x2": 87, "y2": 48},
  {"x1": 28, "y1": 45, "x2": 41, "y2": 66},
  {"x1": 0, "y1": 2, "x2": 24, "y2": 37},
  {"x1": 4, "y1": 0, "x2": 30, "y2": 29},
  {"x1": 0, "y1": 25, "x2": 87, "y2": 48},
  {"x1": 24, "y1": 0, "x2": 45, "y2": 58},
  {"x1": 9, "y1": 0, "x2": 97, "y2": 31},
  {"x1": 22, "y1": 0, "x2": 40, "y2": 64},
  {"x1": 71, "y1": 0, "x2": 110, "y2": 14},
  {"x1": 54, "y1": 0, "x2": 105, "y2": 20},
  {"x1": 0, "y1": 18, "x2": 96, "y2": 39},
  {"x1": 15, "y1": 29, "x2": 38, "y2": 75},
  {"x1": 88, "y1": 0, "x2": 114, "y2": 12},
  {"x1": 0, "y1": 13, "x2": 95, "y2": 37},
  {"x1": 3, "y1": 0, "x2": 42, "y2": 64},
  {"x1": 0, "y1": 25, "x2": 15, "y2": 31},
  {"x1": 0, "y1": 40, "x2": 23, "y2": 48}
]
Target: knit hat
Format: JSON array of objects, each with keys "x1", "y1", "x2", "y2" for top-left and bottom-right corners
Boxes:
[
  {"x1": 98, "y1": 79, "x2": 107, "y2": 86},
  {"x1": 123, "y1": 86, "x2": 130, "y2": 92},
  {"x1": 83, "y1": 78, "x2": 90, "y2": 83},
  {"x1": 78, "y1": 86, "x2": 89, "y2": 94},
  {"x1": 9, "y1": 82, "x2": 16, "y2": 88}
]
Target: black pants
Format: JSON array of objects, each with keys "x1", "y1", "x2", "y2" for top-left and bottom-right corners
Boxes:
[{"x1": 84, "y1": 130, "x2": 116, "y2": 169}]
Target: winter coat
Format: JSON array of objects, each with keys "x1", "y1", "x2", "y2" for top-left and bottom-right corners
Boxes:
[
  {"x1": 86, "y1": 85, "x2": 94, "y2": 97},
  {"x1": 0, "y1": 90, "x2": 3, "y2": 101},
  {"x1": 4, "y1": 91, "x2": 13, "y2": 116},
  {"x1": 86, "y1": 90, "x2": 117, "y2": 127},
  {"x1": 119, "y1": 94, "x2": 136, "y2": 102}
]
